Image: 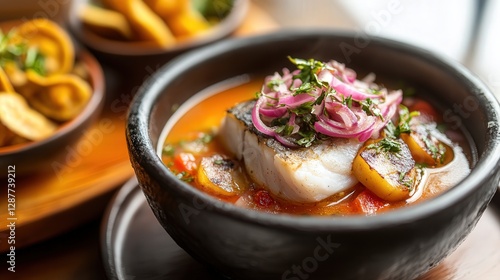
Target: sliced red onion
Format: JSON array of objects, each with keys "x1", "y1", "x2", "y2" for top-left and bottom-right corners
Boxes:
[
  {"x1": 319, "y1": 70, "x2": 383, "y2": 101},
  {"x1": 325, "y1": 102, "x2": 357, "y2": 128},
  {"x1": 278, "y1": 93, "x2": 316, "y2": 108},
  {"x1": 252, "y1": 98, "x2": 277, "y2": 136},
  {"x1": 259, "y1": 107, "x2": 288, "y2": 118},
  {"x1": 252, "y1": 59, "x2": 404, "y2": 147},
  {"x1": 314, "y1": 115, "x2": 376, "y2": 140}
]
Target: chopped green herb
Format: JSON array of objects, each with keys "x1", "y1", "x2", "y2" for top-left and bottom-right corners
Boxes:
[
  {"x1": 176, "y1": 171, "x2": 194, "y2": 182},
  {"x1": 360, "y1": 98, "x2": 383, "y2": 120},
  {"x1": 213, "y1": 159, "x2": 224, "y2": 165},
  {"x1": 267, "y1": 79, "x2": 284, "y2": 90},
  {"x1": 342, "y1": 95, "x2": 353, "y2": 108},
  {"x1": 289, "y1": 101, "x2": 314, "y2": 115},
  {"x1": 162, "y1": 144, "x2": 175, "y2": 156},
  {"x1": 275, "y1": 124, "x2": 294, "y2": 135},
  {"x1": 367, "y1": 138, "x2": 402, "y2": 153},
  {"x1": 293, "y1": 82, "x2": 314, "y2": 95},
  {"x1": 0, "y1": 31, "x2": 46, "y2": 76},
  {"x1": 437, "y1": 143, "x2": 446, "y2": 164},
  {"x1": 296, "y1": 130, "x2": 316, "y2": 147},
  {"x1": 313, "y1": 91, "x2": 326, "y2": 106},
  {"x1": 422, "y1": 135, "x2": 446, "y2": 163},
  {"x1": 200, "y1": 133, "x2": 213, "y2": 144},
  {"x1": 415, "y1": 163, "x2": 429, "y2": 169},
  {"x1": 397, "y1": 171, "x2": 415, "y2": 190},
  {"x1": 288, "y1": 56, "x2": 327, "y2": 88},
  {"x1": 384, "y1": 105, "x2": 419, "y2": 139}
]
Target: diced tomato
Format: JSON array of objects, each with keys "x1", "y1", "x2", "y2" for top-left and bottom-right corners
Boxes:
[
  {"x1": 173, "y1": 153, "x2": 197, "y2": 172},
  {"x1": 254, "y1": 190, "x2": 275, "y2": 207},
  {"x1": 410, "y1": 100, "x2": 440, "y2": 121},
  {"x1": 352, "y1": 189, "x2": 387, "y2": 214}
]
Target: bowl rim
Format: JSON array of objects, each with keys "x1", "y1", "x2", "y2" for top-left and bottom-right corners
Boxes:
[
  {"x1": 127, "y1": 29, "x2": 500, "y2": 232},
  {"x1": 0, "y1": 49, "x2": 105, "y2": 155},
  {"x1": 68, "y1": 0, "x2": 249, "y2": 56}
]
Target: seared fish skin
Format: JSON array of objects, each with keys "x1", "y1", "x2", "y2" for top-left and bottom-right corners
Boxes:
[{"x1": 219, "y1": 100, "x2": 362, "y2": 203}]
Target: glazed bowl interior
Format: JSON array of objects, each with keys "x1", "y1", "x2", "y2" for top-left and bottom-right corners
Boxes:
[{"x1": 127, "y1": 30, "x2": 500, "y2": 279}]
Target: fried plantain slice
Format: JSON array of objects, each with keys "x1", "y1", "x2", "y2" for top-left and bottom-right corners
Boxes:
[
  {"x1": 103, "y1": 0, "x2": 176, "y2": 47},
  {"x1": 0, "y1": 92, "x2": 57, "y2": 141},
  {"x1": 21, "y1": 70, "x2": 91, "y2": 121},
  {"x1": 0, "y1": 67, "x2": 14, "y2": 92},
  {"x1": 144, "y1": 0, "x2": 210, "y2": 38},
  {"x1": 80, "y1": 4, "x2": 134, "y2": 40}
]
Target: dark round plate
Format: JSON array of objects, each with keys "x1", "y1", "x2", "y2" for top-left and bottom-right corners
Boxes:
[{"x1": 101, "y1": 178, "x2": 500, "y2": 280}]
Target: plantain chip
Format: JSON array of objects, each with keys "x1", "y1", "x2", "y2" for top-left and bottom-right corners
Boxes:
[
  {"x1": 143, "y1": 0, "x2": 185, "y2": 16},
  {"x1": 0, "y1": 67, "x2": 15, "y2": 92},
  {"x1": 0, "y1": 92, "x2": 57, "y2": 141},
  {"x1": 163, "y1": 10, "x2": 210, "y2": 39},
  {"x1": 2, "y1": 61, "x2": 27, "y2": 88},
  {"x1": 22, "y1": 70, "x2": 92, "y2": 121},
  {"x1": 102, "y1": 0, "x2": 176, "y2": 47},
  {"x1": 80, "y1": 4, "x2": 134, "y2": 40},
  {"x1": 144, "y1": 0, "x2": 210, "y2": 39}
]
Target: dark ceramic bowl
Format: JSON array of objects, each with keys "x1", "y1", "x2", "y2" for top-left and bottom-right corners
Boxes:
[
  {"x1": 68, "y1": 0, "x2": 248, "y2": 77},
  {"x1": 0, "y1": 50, "x2": 105, "y2": 176},
  {"x1": 126, "y1": 30, "x2": 500, "y2": 280}
]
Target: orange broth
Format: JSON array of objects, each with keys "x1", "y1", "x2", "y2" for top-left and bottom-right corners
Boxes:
[{"x1": 162, "y1": 79, "x2": 471, "y2": 216}]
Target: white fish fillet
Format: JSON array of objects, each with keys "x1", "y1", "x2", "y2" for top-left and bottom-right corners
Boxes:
[{"x1": 219, "y1": 101, "x2": 362, "y2": 203}]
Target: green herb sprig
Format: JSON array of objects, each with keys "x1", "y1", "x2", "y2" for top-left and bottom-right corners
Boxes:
[{"x1": 0, "y1": 30, "x2": 46, "y2": 76}]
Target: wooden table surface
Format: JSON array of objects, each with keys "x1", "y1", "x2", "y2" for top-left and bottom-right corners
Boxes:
[{"x1": 1, "y1": 1, "x2": 500, "y2": 279}]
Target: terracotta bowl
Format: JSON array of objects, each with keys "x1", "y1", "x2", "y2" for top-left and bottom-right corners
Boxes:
[
  {"x1": 126, "y1": 30, "x2": 500, "y2": 280},
  {"x1": 0, "y1": 49, "x2": 105, "y2": 177}
]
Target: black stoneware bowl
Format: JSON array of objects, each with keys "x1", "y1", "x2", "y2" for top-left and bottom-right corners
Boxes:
[{"x1": 126, "y1": 30, "x2": 500, "y2": 280}]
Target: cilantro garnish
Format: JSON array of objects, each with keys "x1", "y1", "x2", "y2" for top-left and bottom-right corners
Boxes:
[
  {"x1": 0, "y1": 31, "x2": 46, "y2": 76},
  {"x1": 398, "y1": 171, "x2": 414, "y2": 190},
  {"x1": 367, "y1": 138, "x2": 402, "y2": 153},
  {"x1": 384, "y1": 105, "x2": 419, "y2": 139},
  {"x1": 342, "y1": 95, "x2": 353, "y2": 108},
  {"x1": 288, "y1": 56, "x2": 328, "y2": 89},
  {"x1": 162, "y1": 144, "x2": 175, "y2": 156},
  {"x1": 360, "y1": 98, "x2": 383, "y2": 120},
  {"x1": 255, "y1": 57, "x2": 406, "y2": 148},
  {"x1": 175, "y1": 171, "x2": 194, "y2": 182}
]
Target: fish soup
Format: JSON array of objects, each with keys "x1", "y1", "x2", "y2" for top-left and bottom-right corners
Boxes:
[{"x1": 161, "y1": 58, "x2": 472, "y2": 216}]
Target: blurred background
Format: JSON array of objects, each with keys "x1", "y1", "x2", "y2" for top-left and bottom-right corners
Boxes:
[
  {"x1": 0, "y1": 0, "x2": 499, "y2": 279},
  {"x1": 1, "y1": 0, "x2": 497, "y2": 95},
  {"x1": 252, "y1": 0, "x2": 499, "y2": 99}
]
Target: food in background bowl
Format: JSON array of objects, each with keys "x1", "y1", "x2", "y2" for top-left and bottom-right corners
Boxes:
[
  {"x1": 80, "y1": 0, "x2": 240, "y2": 47},
  {"x1": 69, "y1": 0, "x2": 248, "y2": 78},
  {"x1": 161, "y1": 57, "x2": 472, "y2": 216},
  {"x1": 0, "y1": 18, "x2": 92, "y2": 147},
  {"x1": 0, "y1": 19, "x2": 104, "y2": 175},
  {"x1": 126, "y1": 31, "x2": 500, "y2": 280}
]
